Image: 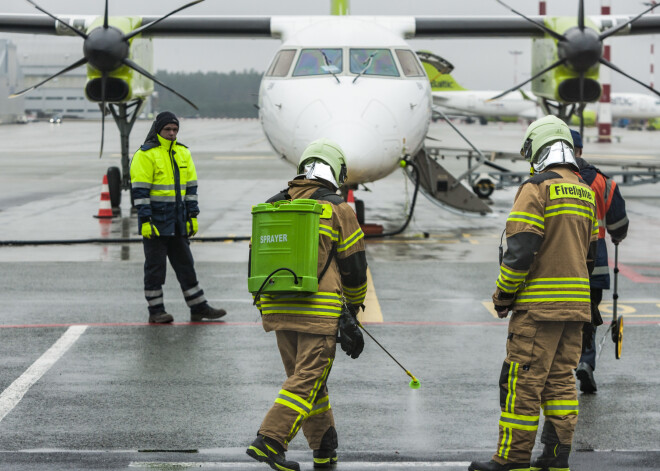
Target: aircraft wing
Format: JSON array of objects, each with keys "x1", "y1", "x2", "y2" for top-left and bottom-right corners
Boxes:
[{"x1": 0, "y1": 14, "x2": 274, "y2": 38}]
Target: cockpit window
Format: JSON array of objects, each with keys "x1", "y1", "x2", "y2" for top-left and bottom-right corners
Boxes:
[
  {"x1": 395, "y1": 49, "x2": 425, "y2": 77},
  {"x1": 349, "y1": 49, "x2": 399, "y2": 77},
  {"x1": 266, "y1": 50, "x2": 296, "y2": 77},
  {"x1": 292, "y1": 49, "x2": 343, "y2": 77}
]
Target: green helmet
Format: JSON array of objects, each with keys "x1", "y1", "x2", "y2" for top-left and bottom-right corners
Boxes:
[
  {"x1": 298, "y1": 138, "x2": 348, "y2": 186},
  {"x1": 521, "y1": 115, "x2": 576, "y2": 173}
]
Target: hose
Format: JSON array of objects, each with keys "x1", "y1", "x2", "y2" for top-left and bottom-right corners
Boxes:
[
  {"x1": 364, "y1": 159, "x2": 421, "y2": 239},
  {"x1": 0, "y1": 235, "x2": 250, "y2": 246}
]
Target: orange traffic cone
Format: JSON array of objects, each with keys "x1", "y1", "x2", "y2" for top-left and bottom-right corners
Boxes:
[
  {"x1": 94, "y1": 174, "x2": 114, "y2": 219},
  {"x1": 346, "y1": 188, "x2": 357, "y2": 215}
]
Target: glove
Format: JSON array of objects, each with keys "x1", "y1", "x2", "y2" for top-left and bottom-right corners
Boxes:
[
  {"x1": 582, "y1": 322, "x2": 595, "y2": 351},
  {"x1": 186, "y1": 217, "x2": 198, "y2": 237},
  {"x1": 494, "y1": 305, "x2": 511, "y2": 319},
  {"x1": 338, "y1": 304, "x2": 364, "y2": 359},
  {"x1": 141, "y1": 221, "x2": 159, "y2": 239}
]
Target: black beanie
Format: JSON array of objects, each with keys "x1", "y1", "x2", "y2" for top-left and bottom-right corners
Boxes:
[{"x1": 155, "y1": 111, "x2": 179, "y2": 134}]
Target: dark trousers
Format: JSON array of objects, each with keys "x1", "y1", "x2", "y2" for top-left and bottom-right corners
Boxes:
[
  {"x1": 579, "y1": 288, "x2": 603, "y2": 370},
  {"x1": 142, "y1": 236, "x2": 207, "y2": 315}
]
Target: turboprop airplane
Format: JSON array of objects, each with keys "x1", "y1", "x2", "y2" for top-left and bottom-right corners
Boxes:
[
  {"x1": 4, "y1": 0, "x2": 660, "y2": 218},
  {"x1": 428, "y1": 73, "x2": 660, "y2": 124}
]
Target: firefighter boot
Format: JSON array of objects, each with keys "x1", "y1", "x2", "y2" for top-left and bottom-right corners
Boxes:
[
  {"x1": 576, "y1": 362, "x2": 597, "y2": 394},
  {"x1": 468, "y1": 460, "x2": 530, "y2": 471},
  {"x1": 148, "y1": 312, "x2": 173, "y2": 324},
  {"x1": 246, "y1": 434, "x2": 300, "y2": 471},
  {"x1": 531, "y1": 420, "x2": 571, "y2": 471},
  {"x1": 190, "y1": 303, "x2": 227, "y2": 322},
  {"x1": 530, "y1": 444, "x2": 571, "y2": 471},
  {"x1": 313, "y1": 426, "x2": 338, "y2": 468}
]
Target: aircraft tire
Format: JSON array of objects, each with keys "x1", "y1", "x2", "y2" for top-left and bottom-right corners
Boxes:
[
  {"x1": 107, "y1": 166, "x2": 122, "y2": 210},
  {"x1": 473, "y1": 178, "x2": 495, "y2": 199}
]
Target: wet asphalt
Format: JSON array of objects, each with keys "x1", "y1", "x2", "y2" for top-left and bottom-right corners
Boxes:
[{"x1": 0, "y1": 120, "x2": 659, "y2": 470}]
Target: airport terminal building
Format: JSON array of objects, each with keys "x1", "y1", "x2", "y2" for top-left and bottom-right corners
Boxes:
[{"x1": 0, "y1": 39, "x2": 24, "y2": 123}]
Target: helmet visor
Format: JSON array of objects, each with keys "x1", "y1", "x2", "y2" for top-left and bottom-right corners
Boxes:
[{"x1": 521, "y1": 138, "x2": 533, "y2": 161}]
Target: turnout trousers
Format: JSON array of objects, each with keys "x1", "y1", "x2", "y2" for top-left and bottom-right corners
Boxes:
[
  {"x1": 493, "y1": 310, "x2": 582, "y2": 465},
  {"x1": 142, "y1": 236, "x2": 207, "y2": 315},
  {"x1": 259, "y1": 330, "x2": 336, "y2": 451}
]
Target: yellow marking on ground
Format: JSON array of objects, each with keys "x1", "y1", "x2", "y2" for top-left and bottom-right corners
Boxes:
[
  {"x1": 462, "y1": 233, "x2": 479, "y2": 245},
  {"x1": 482, "y1": 301, "x2": 499, "y2": 319},
  {"x1": 358, "y1": 268, "x2": 383, "y2": 323}
]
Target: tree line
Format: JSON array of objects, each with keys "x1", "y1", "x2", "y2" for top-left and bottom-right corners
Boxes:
[{"x1": 154, "y1": 70, "x2": 262, "y2": 118}]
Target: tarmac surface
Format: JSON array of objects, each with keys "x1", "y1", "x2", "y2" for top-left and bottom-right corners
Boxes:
[{"x1": 0, "y1": 119, "x2": 659, "y2": 470}]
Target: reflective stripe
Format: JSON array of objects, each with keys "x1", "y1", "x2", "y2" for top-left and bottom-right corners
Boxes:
[
  {"x1": 151, "y1": 183, "x2": 176, "y2": 191},
  {"x1": 499, "y1": 362, "x2": 519, "y2": 460},
  {"x1": 260, "y1": 305, "x2": 342, "y2": 317},
  {"x1": 319, "y1": 224, "x2": 339, "y2": 241},
  {"x1": 338, "y1": 227, "x2": 364, "y2": 252},
  {"x1": 144, "y1": 289, "x2": 163, "y2": 297},
  {"x1": 186, "y1": 295, "x2": 207, "y2": 307},
  {"x1": 184, "y1": 194, "x2": 198, "y2": 201},
  {"x1": 183, "y1": 285, "x2": 202, "y2": 297},
  {"x1": 498, "y1": 426, "x2": 512, "y2": 460},
  {"x1": 497, "y1": 266, "x2": 528, "y2": 293},
  {"x1": 147, "y1": 297, "x2": 164, "y2": 306},
  {"x1": 607, "y1": 216, "x2": 629, "y2": 231},
  {"x1": 505, "y1": 362, "x2": 519, "y2": 414},
  {"x1": 275, "y1": 390, "x2": 312, "y2": 417},
  {"x1": 132, "y1": 181, "x2": 152, "y2": 189},
  {"x1": 499, "y1": 411, "x2": 540, "y2": 431},
  {"x1": 187, "y1": 180, "x2": 198, "y2": 187},
  {"x1": 343, "y1": 282, "x2": 367, "y2": 303},
  {"x1": 508, "y1": 211, "x2": 545, "y2": 230},
  {"x1": 542, "y1": 400, "x2": 579, "y2": 416},
  {"x1": 150, "y1": 195, "x2": 176, "y2": 202},
  {"x1": 309, "y1": 396, "x2": 331, "y2": 417},
  {"x1": 134, "y1": 198, "x2": 150, "y2": 205},
  {"x1": 591, "y1": 266, "x2": 609, "y2": 276},
  {"x1": 500, "y1": 266, "x2": 528, "y2": 279}
]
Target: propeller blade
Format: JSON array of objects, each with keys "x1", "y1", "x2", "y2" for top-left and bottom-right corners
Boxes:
[
  {"x1": 578, "y1": 71, "x2": 585, "y2": 136},
  {"x1": 599, "y1": 2, "x2": 660, "y2": 41},
  {"x1": 25, "y1": 0, "x2": 88, "y2": 39},
  {"x1": 103, "y1": 0, "x2": 109, "y2": 29},
  {"x1": 123, "y1": 0, "x2": 204, "y2": 41},
  {"x1": 578, "y1": 0, "x2": 585, "y2": 31},
  {"x1": 99, "y1": 73, "x2": 107, "y2": 158},
  {"x1": 489, "y1": 58, "x2": 567, "y2": 101},
  {"x1": 122, "y1": 58, "x2": 199, "y2": 110},
  {"x1": 600, "y1": 57, "x2": 660, "y2": 98},
  {"x1": 10, "y1": 57, "x2": 87, "y2": 98},
  {"x1": 495, "y1": 0, "x2": 566, "y2": 41}
]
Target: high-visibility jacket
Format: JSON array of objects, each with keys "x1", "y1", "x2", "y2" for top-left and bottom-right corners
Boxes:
[
  {"x1": 493, "y1": 166, "x2": 599, "y2": 322},
  {"x1": 255, "y1": 179, "x2": 368, "y2": 336},
  {"x1": 130, "y1": 133, "x2": 199, "y2": 236},
  {"x1": 577, "y1": 158, "x2": 629, "y2": 289}
]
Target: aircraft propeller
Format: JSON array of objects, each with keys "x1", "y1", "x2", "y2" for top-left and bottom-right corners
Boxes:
[
  {"x1": 11, "y1": 0, "x2": 204, "y2": 157},
  {"x1": 491, "y1": 0, "x2": 660, "y2": 136}
]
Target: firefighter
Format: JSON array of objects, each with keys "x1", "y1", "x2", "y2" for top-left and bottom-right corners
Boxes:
[
  {"x1": 130, "y1": 111, "x2": 226, "y2": 323},
  {"x1": 469, "y1": 116, "x2": 598, "y2": 471},
  {"x1": 246, "y1": 138, "x2": 368, "y2": 471},
  {"x1": 571, "y1": 130, "x2": 629, "y2": 394}
]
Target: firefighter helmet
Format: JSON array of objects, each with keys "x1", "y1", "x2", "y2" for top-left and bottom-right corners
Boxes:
[
  {"x1": 521, "y1": 115, "x2": 578, "y2": 173},
  {"x1": 298, "y1": 138, "x2": 348, "y2": 187}
]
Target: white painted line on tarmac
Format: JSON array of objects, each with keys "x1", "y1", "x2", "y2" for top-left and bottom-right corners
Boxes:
[
  {"x1": 0, "y1": 325, "x2": 87, "y2": 423},
  {"x1": 129, "y1": 462, "x2": 471, "y2": 469}
]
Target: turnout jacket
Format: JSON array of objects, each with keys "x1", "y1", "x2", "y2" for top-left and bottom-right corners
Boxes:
[
  {"x1": 130, "y1": 133, "x2": 199, "y2": 236},
  {"x1": 256, "y1": 179, "x2": 368, "y2": 336},
  {"x1": 577, "y1": 157, "x2": 629, "y2": 289},
  {"x1": 493, "y1": 166, "x2": 599, "y2": 322}
]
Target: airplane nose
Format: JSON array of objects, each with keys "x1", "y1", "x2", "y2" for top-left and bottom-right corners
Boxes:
[{"x1": 293, "y1": 121, "x2": 401, "y2": 184}]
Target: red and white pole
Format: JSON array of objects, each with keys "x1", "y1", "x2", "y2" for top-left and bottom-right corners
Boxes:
[{"x1": 598, "y1": 0, "x2": 613, "y2": 142}]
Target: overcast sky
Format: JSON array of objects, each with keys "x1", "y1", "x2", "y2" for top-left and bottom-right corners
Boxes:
[{"x1": 1, "y1": 0, "x2": 659, "y2": 93}]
